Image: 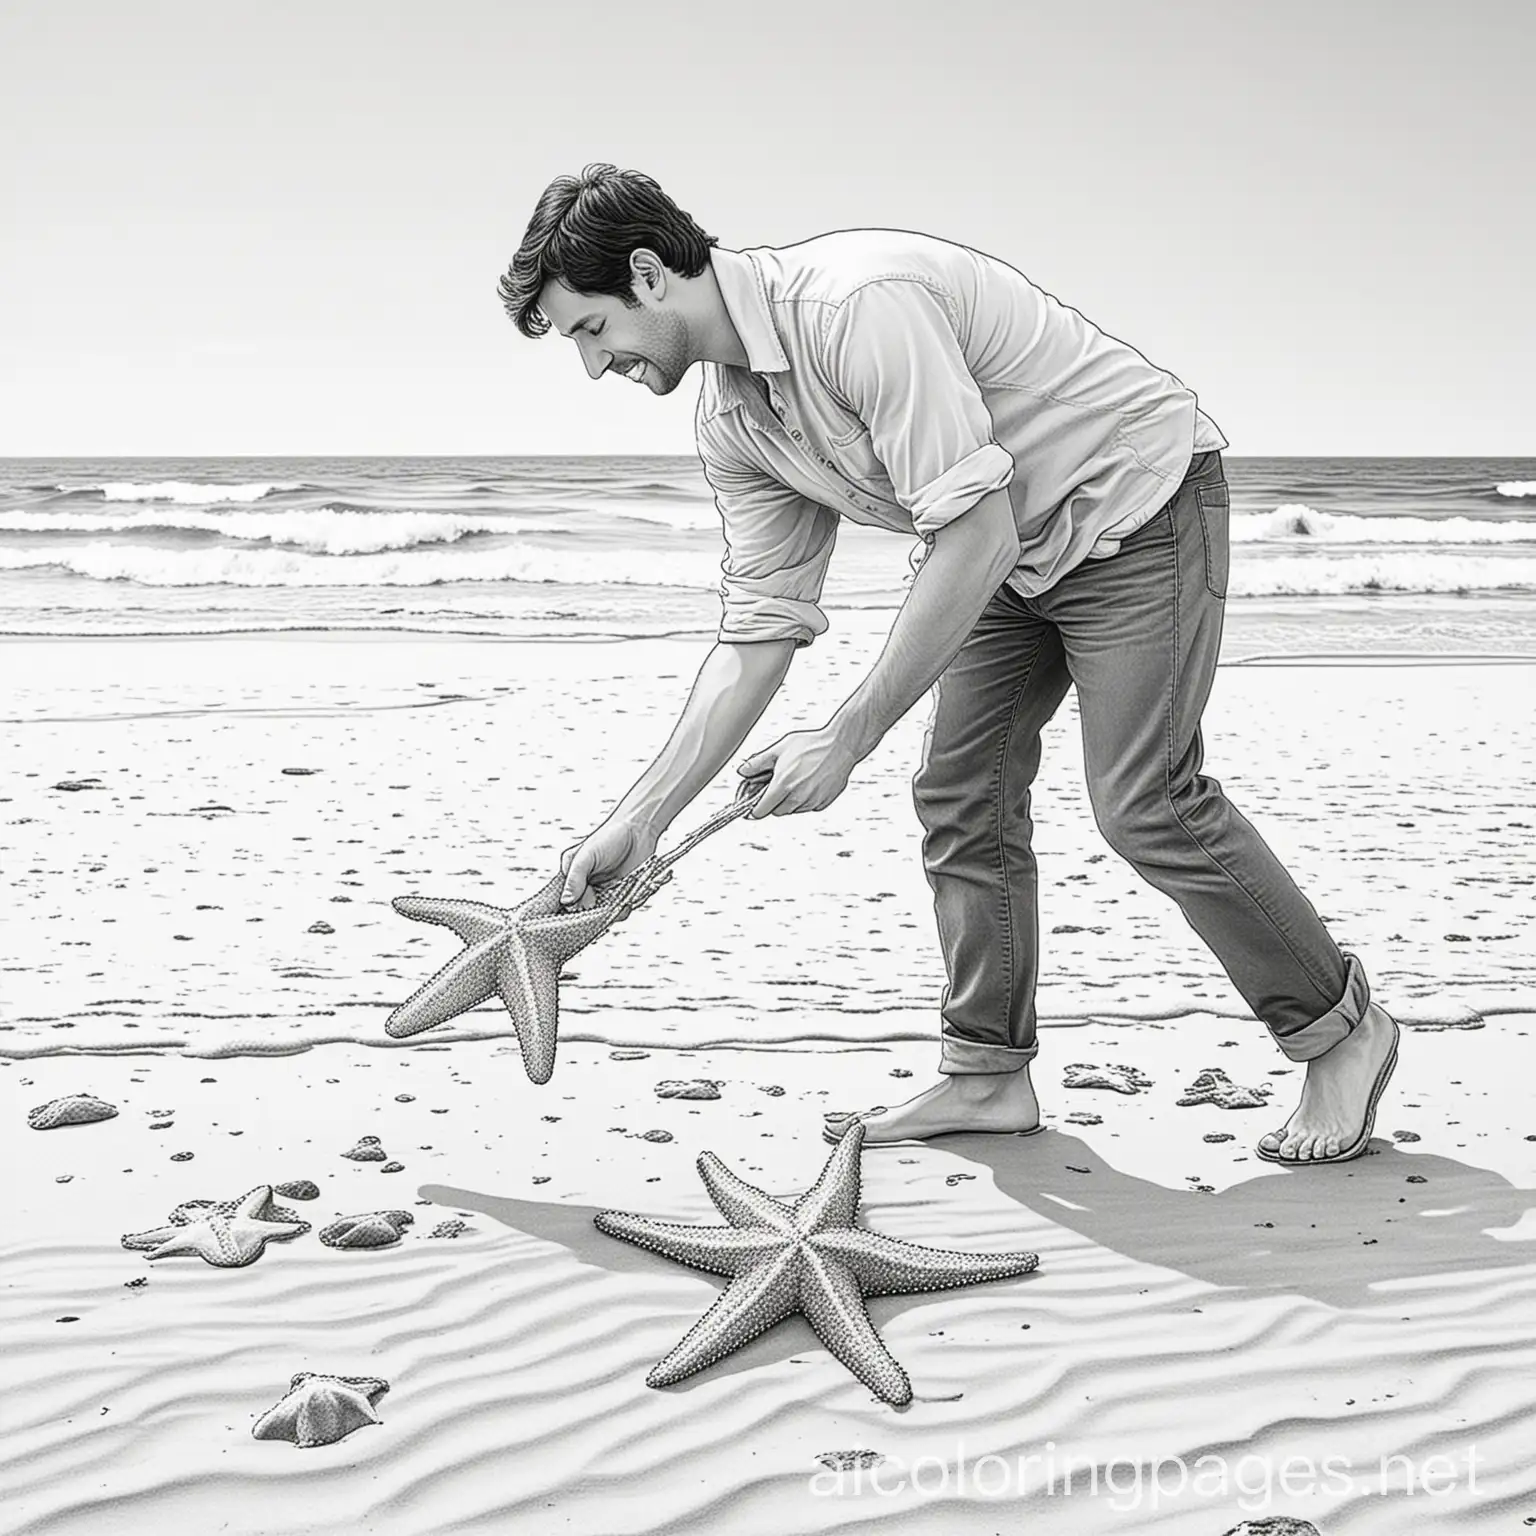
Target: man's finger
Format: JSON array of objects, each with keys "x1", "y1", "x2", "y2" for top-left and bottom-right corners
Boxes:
[
  {"x1": 735, "y1": 769, "x2": 771, "y2": 805},
  {"x1": 737, "y1": 745, "x2": 777, "y2": 777},
  {"x1": 750, "y1": 780, "x2": 790, "y2": 819},
  {"x1": 561, "y1": 852, "x2": 591, "y2": 907}
]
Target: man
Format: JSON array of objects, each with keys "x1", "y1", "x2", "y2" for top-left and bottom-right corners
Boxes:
[{"x1": 498, "y1": 163, "x2": 1400, "y2": 1165}]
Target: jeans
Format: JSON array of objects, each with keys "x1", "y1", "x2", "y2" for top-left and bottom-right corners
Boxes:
[{"x1": 913, "y1": 451, "x2": 1370, "y2": 1072}]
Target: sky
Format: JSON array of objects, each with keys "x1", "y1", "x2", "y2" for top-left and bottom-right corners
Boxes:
[{"x1": 1, "y1": 0, "x2": 1531, "y2": 458}]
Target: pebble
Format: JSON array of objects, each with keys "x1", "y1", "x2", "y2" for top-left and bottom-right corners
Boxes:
[
  {"x1": 307, "y1": 921, "x2": 335, "y2": 935},
  {"x1": 1064, "y1": 1110, "x2": 1102, "y2": 1126},
  {"x1": 759, "y1": 1084, "x2": 785, "y2": 1097},
  {"x1": 430, "y1": 1220, "x2": 467, "y2": 1239},
  {"x1": 609, "y1": 1050, "x2": 650, "y2": 1061},
  {"x1": 640, "y1": 1129, "x2": 674, "y2": 1143},
  {"x1": 170, "y1": 1152, "x2": 194, "y2": 1162},
  {"x1": 889, "y1": 1069, "x2": 913, "y2": 1078},
  {"x1": 655, "y1": 1080, "x2": 721, "y2": 1100},
  {"x1": 281, "y1": 767, "x2": 320, "y2": 776},
  {"x1": 1392, "y1": 1130, "x2": 1421, "y2": 1142},
  {"x1": 1220, "y1": 1518, "x2": 1323, "y2": 1536},
  {"x1": 380, "y1": 1161, "x2": 405, "y2": 1173},
  {"x1": 274, "y1": 1180, "x2": 320, "y2": 1200},
  {"x1": 1202, "y1": 1132, "x2": 1236, "y2": 1143},
  {"x1": 815, "y1": 1449, "x2": 885, "y2": 1472},
  {"x1": 395, "y1": 1094, "x2": 415, "y2": 1103}
]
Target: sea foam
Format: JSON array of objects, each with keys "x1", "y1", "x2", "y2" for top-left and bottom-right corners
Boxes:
[
  {"x1": 1235, "y1": 504, "x2": 1536, "y2": 544},
  {"x1": 60, "y1": 480, "x2": 301, "y2": 504}
]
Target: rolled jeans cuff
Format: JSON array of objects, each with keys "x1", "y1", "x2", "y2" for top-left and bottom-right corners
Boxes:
[
  {"x1": 1273, "y1": 951, "x2": 1370, "y2": 1062},
  {"x1": 939, "y1": 1034, "x2": 1037, "y2": 1075}
]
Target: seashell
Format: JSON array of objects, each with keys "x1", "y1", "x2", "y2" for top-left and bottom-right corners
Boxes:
[
  {"x1": 252, "y1": 1372, "x2": 388, "y2": 1447},
  {"x1": 319, "y1": 1210, "x2": 415, "y2": 1249},
  {"x1": 275, "y1": 1180, "x2": 320, "y2": 1200},
  {"x1": 28, "y1": 1093, "x2": 118, "y2": 1130},
  {"x1": 342, "y1": 1140, "x2": 388, "y2": 1162}
]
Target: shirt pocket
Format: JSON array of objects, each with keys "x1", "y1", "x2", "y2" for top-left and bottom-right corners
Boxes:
[{"x1": 825, "y1": 424, "x2": 891, "y2": 492}]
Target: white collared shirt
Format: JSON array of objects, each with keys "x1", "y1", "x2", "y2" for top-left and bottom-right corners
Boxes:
[{"x1": 696, "y1": 231, "x2": 1226, "y2": 645}]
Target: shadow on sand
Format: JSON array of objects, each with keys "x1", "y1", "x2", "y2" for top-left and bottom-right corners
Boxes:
[{"x1": 422, "y1": 1132, "x2": 1535, "y2": 1393}]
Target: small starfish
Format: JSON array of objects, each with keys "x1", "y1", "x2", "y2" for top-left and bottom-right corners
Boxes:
[
  {"x1": 252, "y1": 1372, "x2": 390, "y2": 1448},
  {"x1": 386, "y1": 795, "x2": 755, "y2": 1082},
  {"x1": 120, "y1": 1185, "x2": 309, "y2": 1268},
  {"x1": 594, "y1": 1123, "x2": 1040, "y2": 1405}
]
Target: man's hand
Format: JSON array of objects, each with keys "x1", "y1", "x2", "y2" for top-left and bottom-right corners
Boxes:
[
  {"x1": 737, "y1": 725, "x2": 861, "y2": 818},
  {"x1": 560, "y1": 814, "x2": 659, "y2": 909}
]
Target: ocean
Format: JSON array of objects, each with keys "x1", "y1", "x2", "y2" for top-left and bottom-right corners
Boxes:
[{"x1": 2, "y1": 454, "x2": 1535, "y2": 641}]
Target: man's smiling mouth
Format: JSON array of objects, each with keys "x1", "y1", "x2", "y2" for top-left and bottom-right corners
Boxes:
[{"x1": 618, "y1": 359, "x2": 647, "y2": 382}]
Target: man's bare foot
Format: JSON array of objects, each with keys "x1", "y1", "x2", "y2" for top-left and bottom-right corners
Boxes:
[
  {"x1": 1256, "y1": 1001, "x2": 1401, "y2": 1164},
  {"x1": 822, "y1": 1068, "x2": 1040, "y2": 1145}
]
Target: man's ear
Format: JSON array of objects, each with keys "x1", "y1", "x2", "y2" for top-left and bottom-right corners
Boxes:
[{"x1": 630, "y1": 248, "x2": 667, "y2": 300}]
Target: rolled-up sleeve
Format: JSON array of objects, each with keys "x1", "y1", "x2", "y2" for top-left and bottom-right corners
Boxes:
[
  {"x1": 822, "y1": 279, "x2": 1015, "y2": 536},
  {"x1": 700, "y1": 430, "x2": 839, "y2": 647}
]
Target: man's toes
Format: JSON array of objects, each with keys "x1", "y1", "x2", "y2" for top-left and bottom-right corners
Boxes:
[{"x1": 1258, "y1": 1130, "x2": 1284, "y2": 1154}]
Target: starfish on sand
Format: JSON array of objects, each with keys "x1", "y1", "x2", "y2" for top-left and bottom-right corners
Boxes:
[
  {"x1": 120, "y1": 1185, "x2": 310, "y2": 1268},
  {"x1": 252, "y1": 1372, "x2": 390, "y2": 1448},
  {"x1": 594, "y1": 1122, "x2": 1040, "y2": 1405},
  {"x1": 386, "y1": 795, "x2": 755, "y2": 1083}
]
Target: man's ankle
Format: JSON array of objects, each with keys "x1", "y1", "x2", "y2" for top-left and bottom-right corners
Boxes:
[{"x1": 948, "y1": 1067, "x2": 1029, "y2": 1093}]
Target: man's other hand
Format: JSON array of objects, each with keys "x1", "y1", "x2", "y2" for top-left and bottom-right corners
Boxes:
[
  {"x1": 559, "y1": 815, "x2": 659, "y2": 909},
  {"x1": 737, "y1": 726, "x2": 859, "y2": 818}
]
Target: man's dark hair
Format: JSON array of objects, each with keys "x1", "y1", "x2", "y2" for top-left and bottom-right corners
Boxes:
[{"x1": 498, "y1": 164, "x2": 719, "y2": 339}]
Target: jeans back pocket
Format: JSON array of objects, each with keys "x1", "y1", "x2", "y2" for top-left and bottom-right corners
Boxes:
[{"x1": 1195, "y1": 481, "x2": 1230, "y2": 599}]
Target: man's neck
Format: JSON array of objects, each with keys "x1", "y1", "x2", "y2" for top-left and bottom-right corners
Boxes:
[{"x1": 687, "y1": 264, "x2": 750, "y2": 369}]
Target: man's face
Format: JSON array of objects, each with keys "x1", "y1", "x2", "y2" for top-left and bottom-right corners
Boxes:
[{"x1": 538, "y1": 270, "x2": 693, "y2": 396}]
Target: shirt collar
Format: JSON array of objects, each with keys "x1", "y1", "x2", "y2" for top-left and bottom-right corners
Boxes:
[{"x1": 710, "y1": 246, "x2": 790, "y2": 374}]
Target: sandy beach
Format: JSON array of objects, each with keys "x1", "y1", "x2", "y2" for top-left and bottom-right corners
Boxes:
[{"x1": 4, "y1": 606, "x2": 1535, "y2": 1536}]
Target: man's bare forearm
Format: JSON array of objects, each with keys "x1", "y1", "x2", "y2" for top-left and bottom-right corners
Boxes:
[
  {"x1": 616, "y1": 638, "x2": 796, "y2": 833},
  {"x1": 832, "y1": 487, "x2": 1019, "y2": 759}
]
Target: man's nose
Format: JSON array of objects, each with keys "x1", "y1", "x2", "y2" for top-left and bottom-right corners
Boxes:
[{"x1": 579, "y1": 341, "x2": 611, "y2": 381}]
